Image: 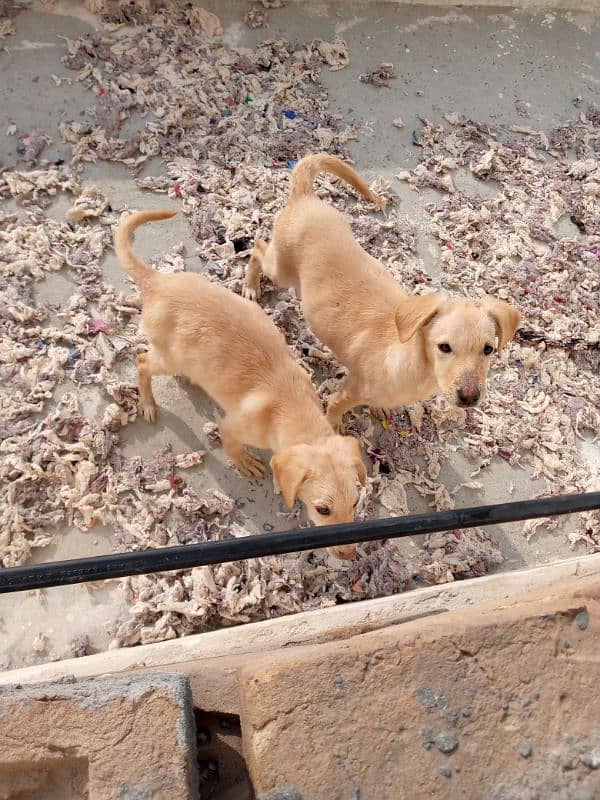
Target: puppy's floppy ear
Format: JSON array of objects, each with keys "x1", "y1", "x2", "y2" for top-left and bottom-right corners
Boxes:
[
  {"x1": 483, "y1": 296, "x2": 521, "y2": 351},
  {"x1": 343, "y1": 437, "x2": 368, "y2": 485},
  {"x1": 355, "y1": 458, "x2": 368, "y2": 487},
  {"x1": 341, "y1": 436, "x2": 367, "y2": 486},
  {"x1": 270, "y1": 450, "x2": 310, "y2": 509},
  {"x1": 395, "y1": 293, "x2": 441, "y2": 343}
]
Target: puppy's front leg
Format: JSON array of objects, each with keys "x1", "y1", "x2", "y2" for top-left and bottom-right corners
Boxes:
[
  {"x1": 219, "y1": 415, "x2": 267, "y2": 479},
  {"x1": 371, "y1": 407, "x2": 393, "y2": 423},
  {"x1": 137, "y1": 351, "x2": 158, "y2": 423},
  {"x1": 242, "y1": 239, "x2": 268, "y2": 302},
  {"x1": 326, "y1": 377, "x2": 362, "y2": 432}
]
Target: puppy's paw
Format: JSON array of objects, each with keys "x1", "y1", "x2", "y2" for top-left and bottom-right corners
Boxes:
[
  {"x1": 139, "y1": 398, "x2": 157, "y2": 423},
  {"x1": 242, "y1": 284, "x2": 260, "y2": 302},
  {"x1": 328, "y1": 544, "x2": 357, "y2": 560},
  {"x1": 236, "y1": 449, "x2": 267, "y2": 479},
  {"x1": 371, "y1": 407, "x2": 391, "y2": 423}
]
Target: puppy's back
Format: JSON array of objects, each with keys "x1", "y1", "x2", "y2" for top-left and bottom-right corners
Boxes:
[
  {"x1": 116, "y1": 209, "x2": 308, "y2": 414},
  {"x1": 144, "y1": 271, "x2": 301, "y2": 409}
]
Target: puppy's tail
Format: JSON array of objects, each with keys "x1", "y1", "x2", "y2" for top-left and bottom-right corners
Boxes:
[
  {"x1": 114, "y1": 209, "x2": 177, "y2": 289},
  {"x1": 290, "y1": 153, "x2": 384, "y2": 209}
]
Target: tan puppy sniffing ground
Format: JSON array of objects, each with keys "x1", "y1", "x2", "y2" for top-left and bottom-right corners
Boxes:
[
  {"x1": 243, "y1": 153, "x2": 521, "y2": 429},
  {"x1": 115, "y1": 209, "x2": 367, "y2": 558}
]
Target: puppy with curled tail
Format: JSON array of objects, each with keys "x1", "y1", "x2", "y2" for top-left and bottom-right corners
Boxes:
[
  {"x1": 243, "y1": 153, "x2": 521, "y2": 429},
  {"x1": 114, "y1": 209, "x2": 367, "y2": 558}
]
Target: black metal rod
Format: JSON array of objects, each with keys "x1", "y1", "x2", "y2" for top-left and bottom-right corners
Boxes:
[{"x1": 1, "y1": 492, "x2": 598, "y2": 594}]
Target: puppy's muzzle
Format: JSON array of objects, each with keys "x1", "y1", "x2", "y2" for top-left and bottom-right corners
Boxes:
[{"x1": 456, "y1": 384, "x2": 481, "y2": 407}]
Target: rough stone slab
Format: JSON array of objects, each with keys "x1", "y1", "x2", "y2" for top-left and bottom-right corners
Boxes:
[
  {"x1": 3, "y1": 554, "x2": 600, "y2": 716},
  {"x1": 240, "y1": 576, "x2": 600, "y2": 800},
  {"x1": 0, "y1": 673, "x2": 198, "y2": 800}
]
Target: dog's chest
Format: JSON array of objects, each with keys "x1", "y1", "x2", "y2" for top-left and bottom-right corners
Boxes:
[{"x1": 375, "y1": 346, "x2": 438, "y2": 406}]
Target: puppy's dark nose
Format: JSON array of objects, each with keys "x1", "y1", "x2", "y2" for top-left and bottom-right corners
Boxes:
[{"x1": 457, "y1": 387, "x2": 480, "y2": 407}]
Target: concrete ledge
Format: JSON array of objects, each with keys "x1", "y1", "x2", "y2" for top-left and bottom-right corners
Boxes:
[
  {"x1": 1, "y1": 554, "x2": 599, "y2": 714},
  {"x1": 240, "y1": 575, "x2": 600, "y2": 799},
  {"x1": 0, "y1": 673, "x2": 198, "y2": 800}
]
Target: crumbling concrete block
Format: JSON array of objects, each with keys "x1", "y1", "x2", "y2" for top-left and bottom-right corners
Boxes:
[
  {"x1": 0, "y1": 673, "x2": 198, "y2": 800},
  {"x1": 240, "y1": 577, "x2": 600, "y2": 800}
]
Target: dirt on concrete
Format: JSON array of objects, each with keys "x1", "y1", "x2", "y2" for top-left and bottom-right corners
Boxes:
[{"x1": 0, "y1": 0, "x2": 598, "y2": 669}]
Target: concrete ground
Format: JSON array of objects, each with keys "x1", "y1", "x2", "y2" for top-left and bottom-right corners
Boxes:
[{"x1": 0, "y1": 1, "x2": 598, "y2": 669}]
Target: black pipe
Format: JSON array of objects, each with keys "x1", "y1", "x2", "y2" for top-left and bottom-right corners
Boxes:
[{"x1": 1, "y1": 492, "x2": 598, "y2": 594}]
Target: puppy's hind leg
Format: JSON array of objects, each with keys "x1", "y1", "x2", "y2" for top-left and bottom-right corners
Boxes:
[
  {"x1": 242, "y1": 239, "x2": 268, "y2": 302},
  {"x1": 137, "y1": 346, "x2": 168, "y2": 423},
  {"x1": 219, "y1": 414, "x2": 267, "y2": 479}
]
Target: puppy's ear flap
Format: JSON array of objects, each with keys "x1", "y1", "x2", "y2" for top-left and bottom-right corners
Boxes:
[
  {"x1": 355, "y1": 458, "x2": 368, "y2": 487},
  {"x1": 395, "y1": 293, "x2": 441, "y2": 343},
  {"x1": 342, "y1": 436, "x2": 367, "y2": 486},
  {"x1": 483, "y1": 297, "x2": 521, "y2": 351},
  {"x1": 270, "y1": 451, "x2": 310, "y2": 509}
]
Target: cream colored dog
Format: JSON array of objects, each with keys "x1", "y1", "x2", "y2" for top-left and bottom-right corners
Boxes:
[
  {"x1": 243, "y1": 153, "x2": 521, "y2": 428},
  {"x1": 115, "y1": 209, "x2": 367, "y2": 557}
]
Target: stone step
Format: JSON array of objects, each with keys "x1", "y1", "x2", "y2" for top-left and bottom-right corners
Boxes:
[
  {"x1": 239, "y1": 574, "x2": 600, "y2": 800},
  {"x1": 0, "y1": 673, "x2": 198, "y2": 800}
]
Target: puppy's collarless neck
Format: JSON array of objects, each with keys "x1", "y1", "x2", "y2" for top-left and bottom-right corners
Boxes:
[
  {"x1": 271, "y1": 399, "x2": 333, "y2": 452},
  {"x1": 384, "y1": 337, "x2": 438, "y2": 398}
]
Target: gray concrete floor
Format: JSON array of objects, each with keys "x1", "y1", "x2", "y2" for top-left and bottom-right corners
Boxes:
[{"x1": 1, "y1": 1, "x2": 598, "y2": 668}]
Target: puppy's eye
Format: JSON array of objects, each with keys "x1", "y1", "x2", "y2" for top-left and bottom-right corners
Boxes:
[
  {"x1": 315, "y1": 505, "x2": 331, "y2": 516},
  {"x1": 438, "y1": 343, "x2": 452, "y2": 354},
  {"x1": 483, "y1": 344, "x2": 494, "y2": 356}
]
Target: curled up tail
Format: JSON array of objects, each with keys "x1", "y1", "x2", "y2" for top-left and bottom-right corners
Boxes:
[
  {"x1": 290, "y1": 153, "x2": 385, "y2": 209},
  {"x1": 114, "y1": 209, "x2": 177, "y2": 289}
]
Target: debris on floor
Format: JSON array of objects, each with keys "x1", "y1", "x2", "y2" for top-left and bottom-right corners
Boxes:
[
  {"x1": 0, "y1": 2, "x2": 598, "y2": 651},
  {"x1": 244, "y1": 8, "x2": 267, "y2": 29},
  {"x1": 359, "y1": 62, "x2": 395, "y2": 88},
  {"x1": 0, "y1": 0, "x2": 19, "y2": 40}
]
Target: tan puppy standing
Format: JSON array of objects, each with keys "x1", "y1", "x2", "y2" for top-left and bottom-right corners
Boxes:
[
  {"x1": 243, "y1": 154, "x2": 521, "y2": 429},
  {"x1": 115, "y1": 209, "x2": 367, "y2": 558}
]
